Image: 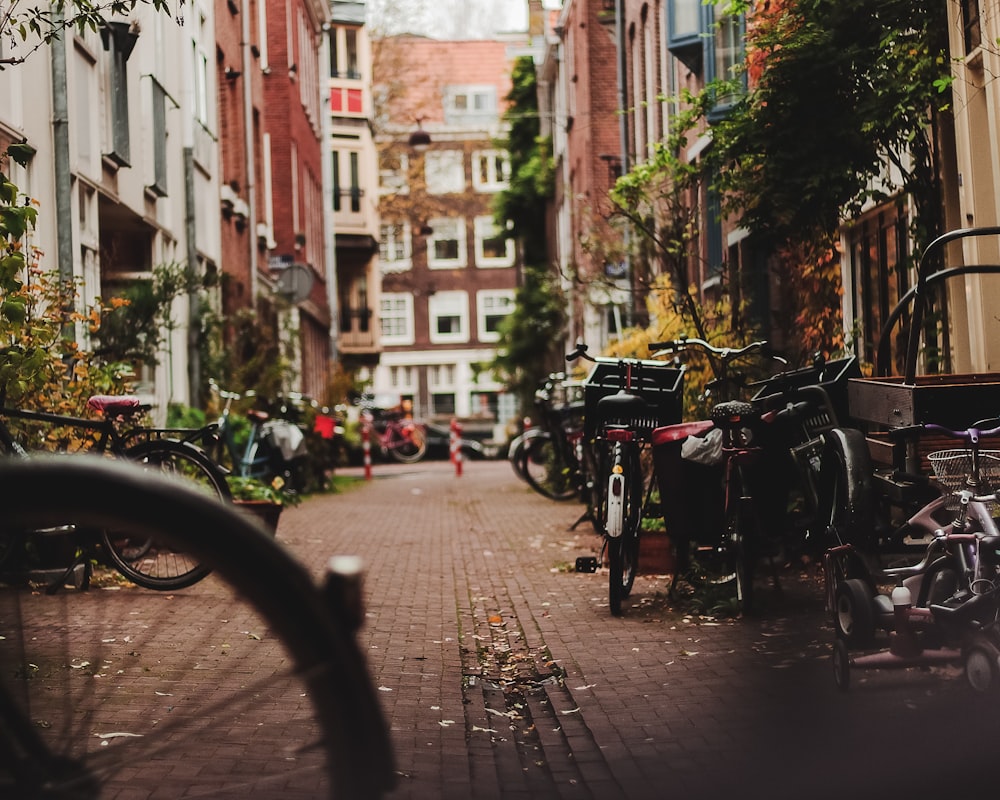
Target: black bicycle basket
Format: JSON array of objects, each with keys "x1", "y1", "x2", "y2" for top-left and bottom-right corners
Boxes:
[{"x1": 583, "y1": 360, "x2": 684, "y2": 441}]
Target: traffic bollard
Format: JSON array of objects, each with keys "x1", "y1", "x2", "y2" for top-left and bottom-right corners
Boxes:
[{"x1": 450, "y1": 417, "x2": 463, "y2": 477}]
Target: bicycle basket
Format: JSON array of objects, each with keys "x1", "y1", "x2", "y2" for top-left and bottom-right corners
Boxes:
[
  {"x1": 928, "y1": 449, "x2": 1000, "y2": 494},
  {"x1": 583, "y1": 361, "x2": 684, "y2": 440}
]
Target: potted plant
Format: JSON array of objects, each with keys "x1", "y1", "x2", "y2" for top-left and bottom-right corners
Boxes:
[{"x1": 227, "y1": 475, "x2": 300, "y2": 534}]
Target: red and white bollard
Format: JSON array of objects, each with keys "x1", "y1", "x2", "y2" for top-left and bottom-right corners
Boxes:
[
  {"x1": 362, "y1": 410, "x2": 373, "y2": 481},
  {"x1": 450, "y1": 417, "x2": 463, "y2": 477}
]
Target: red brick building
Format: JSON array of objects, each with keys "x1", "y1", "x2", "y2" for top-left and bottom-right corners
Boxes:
[{"x1": 372, "y1": 34, "x2": 531, "y2": 426}]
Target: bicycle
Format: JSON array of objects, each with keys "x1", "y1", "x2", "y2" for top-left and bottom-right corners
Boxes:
[
  {"x1": 0, "y1": 395, "x2": 229, "y2": 591},
  {"x1": 0, "y1": 455, "x2": 395, "y2": 798},
  {"x1": 568, "y1": 342, "x2": 685, "y2": 616},
  {"x1": 510, "y1": 373, "x2": 591, "y2": 504},
  {"x1": 355, "y1": 394, "x2": 427, "y2": 464},
  {"x1": 203, "y1": 380, "x2": 310, "y2": 492},
  {"x1": 649, "y1": 337, "x2": 788, "y2": 614}
]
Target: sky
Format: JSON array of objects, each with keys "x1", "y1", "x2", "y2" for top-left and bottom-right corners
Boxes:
[{"x1": 368, "y1": 0, "x2": 563, "y2": 39}]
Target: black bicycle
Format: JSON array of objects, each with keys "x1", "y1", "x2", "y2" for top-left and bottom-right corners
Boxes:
[
  {"x1": 0, "y1": 456, "x2": 395, "y2": 798},
  {"x1": 0, "y1": 395, "x2": 229, "y2": 590},
  {"x1": 569, "y1": 342, "x2": 685, "y2": 616}
]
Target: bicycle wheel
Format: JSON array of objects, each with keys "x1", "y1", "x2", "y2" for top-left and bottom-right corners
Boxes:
[
  {"x1": 817, "y1": 427, "x2": 876, "y2": 549},
  {"x1": 389, "y1": 423, "x2": 427, "y2": 463},
  {"x1": 521, "y1": 430, "x2": 578, "y2": 501},
  {"x1": 0, "y1": 456, "x2": 395, "y2": 799},
  {"x1": 607, "y1": 443, "x2": 641, "y2": 616},
  {"x1": 102, "y1": 439, "x2": 231, "y2": 590}
]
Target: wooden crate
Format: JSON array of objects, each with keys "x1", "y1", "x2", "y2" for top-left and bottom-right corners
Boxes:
[{"x1": 848, "y1": 373, "x2": 1000, "y2": 429}]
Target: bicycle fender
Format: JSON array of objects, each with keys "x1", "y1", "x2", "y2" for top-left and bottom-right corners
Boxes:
[{"x1": 606, "y1": 472, "x2": 625, "y2": 538}]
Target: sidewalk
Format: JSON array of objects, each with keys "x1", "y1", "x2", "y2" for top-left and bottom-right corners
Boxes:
[{"x1": 277, "y1": 459, "x2": 997, "y2": 799}]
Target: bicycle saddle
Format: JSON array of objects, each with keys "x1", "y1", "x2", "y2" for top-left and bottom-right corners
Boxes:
[
  {"x1": 596, "y1": 390, "x2": 649, "y2": 418},
  {"x1": 87, "y1": 395, "x2": 147, "y2": 418},
  {"x1": 710, "y1": 400, "x2": 756, "y2": 427}
]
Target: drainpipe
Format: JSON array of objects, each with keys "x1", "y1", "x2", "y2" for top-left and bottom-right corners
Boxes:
[
  {"x1": 241, "y1": 0, "x2": 258, "y2": 309},
  {"x1": 50, "y1": 10, "x2": 74, "y2": 334},
  {"x1": 320, "y1": 29, "x2": 340, "y2": 368},
  {"x1": 614, "y1": 0, "x2": 632, "y2": 330},
  {"x1": 182, "y1": 26, "x2": 201, "y2": 405}
]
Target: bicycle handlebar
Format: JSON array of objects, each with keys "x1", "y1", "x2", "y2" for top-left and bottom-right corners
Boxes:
[
  {"x1": 925, "y1": 420, "x2": 1000, "y2": 444},
  {"x1": 566, "y1": 340, "x2": 677, "y2": 369},
  {"x1": 647, "y1": 336, "x2": 785, "y2": 367}
]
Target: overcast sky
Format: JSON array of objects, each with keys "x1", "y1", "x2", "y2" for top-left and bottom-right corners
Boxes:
[{"x1": 368, "y1": 0, "x2": 562, "y2": 39}]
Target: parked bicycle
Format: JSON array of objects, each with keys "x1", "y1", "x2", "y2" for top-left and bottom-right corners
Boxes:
[
  {"x1": 0, "y1": 394, "x2": 229, "y2": 590},
  {"x1": 204, "y1": 379, "x2": 310, "y2": 492},
  {"x1": 355, "y1": 393, "x2": 428, "y2": 464},
  {"x1": 569, "y1": 342, "x2": 684, "y2": 616},
  {"x1": 649, "y1": 337, "x2": 788, "y2": 614},
  {"x1": 0, "y1": 456, "x2": 395, "y2": 798},
  {"x1": 509, "y1": 373, "x2": 591, "y2": 504}
]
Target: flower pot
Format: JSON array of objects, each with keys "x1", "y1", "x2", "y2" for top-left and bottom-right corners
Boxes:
[
  {"x1": 233, "y1": 499, "x2": 282, "y2": 536},
  {"x1": 638, "y1": 530, "x2": 675, "y2": 575}
]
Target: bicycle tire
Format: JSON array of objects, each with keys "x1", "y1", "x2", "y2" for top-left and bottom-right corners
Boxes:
[
  {"x1": 0, "y1": 456, "x2": 395, "y2": 799},
  {"x1": 521, "y1": 430, "x2": 578, "y2": 501},
  {"x1": 608, "y1": 443, "x2": 641, "y2": 616},
  {"x1": 389, "y1": 423, "x2": 427, "y2": 463},
  {"x1": 102, "y1": 439, "x2": 231, "y2": 590}
]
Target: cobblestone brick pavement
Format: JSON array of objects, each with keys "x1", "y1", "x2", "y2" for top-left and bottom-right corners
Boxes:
[{"x1": 273, "y1": 459, "x2": 997, "y2": 800}]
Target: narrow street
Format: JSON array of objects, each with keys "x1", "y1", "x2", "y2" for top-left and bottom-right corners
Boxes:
[{"x1": 275, "y1": 459, "x2": 997, "y2": 799}]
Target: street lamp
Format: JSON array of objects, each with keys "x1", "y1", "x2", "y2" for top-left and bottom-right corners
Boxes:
[{"x1": 408, "y1": 119, "x2": 431, "y2": 152}]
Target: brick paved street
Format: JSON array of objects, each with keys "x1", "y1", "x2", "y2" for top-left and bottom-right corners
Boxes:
[
  {"x1": 276, "y1": 459, "x2": 998, "y2": 799},
  {"x1": 5, "y1": 457, "x2": 997, "y2": 799}
]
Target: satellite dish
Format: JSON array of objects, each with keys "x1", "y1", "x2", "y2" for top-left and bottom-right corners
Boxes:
[{"x1": 275, "y1": 263, "x2": 314, "y2": 303}]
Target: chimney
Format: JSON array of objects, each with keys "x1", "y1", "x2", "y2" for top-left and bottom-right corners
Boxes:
[{"x1": 528, "y1": 0, "x2": 545, "y2": 37}]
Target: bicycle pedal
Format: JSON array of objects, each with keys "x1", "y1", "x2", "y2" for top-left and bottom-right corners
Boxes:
[{"x1": 575, "y1": 556, "x2": 598, "y2": 573}]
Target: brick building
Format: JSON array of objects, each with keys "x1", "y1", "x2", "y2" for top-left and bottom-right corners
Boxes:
[{"x1": 372, "y1": 34, "x2": 532, "y2": 427}]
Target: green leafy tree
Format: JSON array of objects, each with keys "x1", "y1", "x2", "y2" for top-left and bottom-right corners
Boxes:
[
  {"x1": 491, "y1": 56, "x2": 565, "y2": 415},
  {"x1": 1, "y1": 0, "x2": 175, "y2": 68},
  {"x1": 712, "y1": 0, "x2": 951, "y2": 255}
]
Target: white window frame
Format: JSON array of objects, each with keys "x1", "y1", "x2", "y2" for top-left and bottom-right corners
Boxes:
[
  {"x1": 472, "y1": 150, "x2": 511, "y2": 192},
  {"x1": 379, "y1": 151, "x2": 409, "y2": 196},
  {"x1": 379, "y1": 293, "x2": 414, "y2": 345},
  {"x1": 477, "y1": 289, "x2": 516, "y2": 342},
  {"x1": 428, "y1": 291, "x2": 469, "y2": 344},
  {"x1": 428, "y1": 217, "x2": 467, "y2": 269},
  {"x1": 379, "y1": 222, "x2": 412, "y2": 273},
  {"x1": 444, "y1": 84, "x2": 497, "y2": 124},
  {"x1": 424, "y1": 150, "x2": 465, "y2": 194},
  {"x1": 474, "y1": 216, "x2": 514, "y2": 268}
]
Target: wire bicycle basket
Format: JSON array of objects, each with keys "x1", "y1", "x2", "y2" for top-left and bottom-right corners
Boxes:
[
  {"x1": 928, "y1": 449, "x2": 1000, "y2": 514},
  {"x1": 583, "y1": 361, "x2": 684, "y2": 441}
]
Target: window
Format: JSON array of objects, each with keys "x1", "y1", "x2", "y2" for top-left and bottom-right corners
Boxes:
[
  {"x1": 962, "y1": 0, "x2": 982, "y2": 53},
  {"x1": 192, "y1": 37, "x2": 209, "y2": 124},
  {"x1": 472, "y1": 150, "x2": 511, "y2": 192},
  {"x1": 474, "y1": 217, "x2": 514, "y2": 267},
  {"x1": 379, "y1": 293, "x2": 414, "y2": 345},
  {"x1": 149, "y1": 78, "x2": 168, "y2": 196},
  {"x1": 332, "y1": 150, "x2": 362, "y2": 212},
  {"x1": 379, "y1": 223, "x2": 412, "y2": 272},
  {"x1": 428, "y1": 364, "x2": 456, "y2": 416},
  {"x1": 429, "y1": 291, "x2": 469, "y2": 344},
  {"x1": 427, "y1": 217, "x2": 467, "y2": 268},
  {"x1": 345, "y1": 29, "x2": 359, "y2": 78},
  {"x1": 379, "y1": 150, "x2": 409, "y2": 195},
  {"x1": 707, "y1": 6, "x2": 745, "y2": 118},
  {"x1": 102, "y1": 22, "x2": 136, "y2": 166},
  {"x1": 477, "y1": 290, "x2": 515, "y2": 341},
  {"x1": 667, "y1": 0, "x2": 705, "y2": 71},
  {"x1": 445, "y1": 85, "x2": 497, "y2": 124},
  {"x1": 424, "y1": 150, "x2": 465, "y2": 194}
]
